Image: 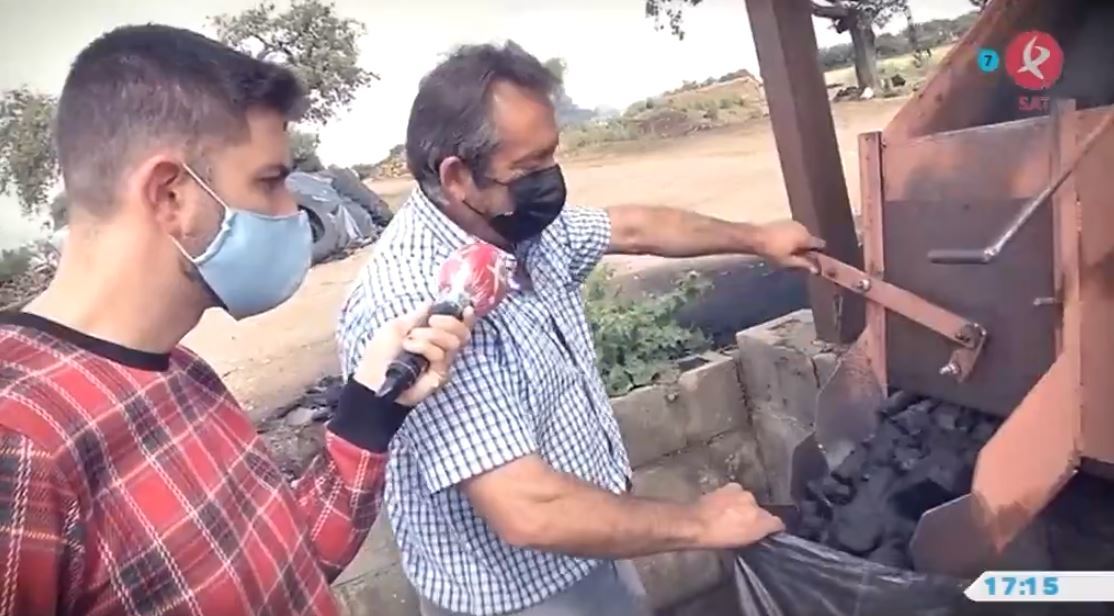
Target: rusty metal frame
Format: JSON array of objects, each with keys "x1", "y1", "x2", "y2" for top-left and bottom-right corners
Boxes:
[
  {"x1": 813, "y1": 253, "x2": 987, "y2": 382},
  {"x1": 909, "y1": 99, "x2": 1089, "y2": 577}
]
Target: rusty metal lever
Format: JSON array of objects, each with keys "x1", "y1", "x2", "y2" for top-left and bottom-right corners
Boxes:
[
  {"x1": 928, "y1": 110, "x2": 1114, "y2": 265},
  {"x1": 813, "y1": 253, "x2": 987, "y2": 381}
]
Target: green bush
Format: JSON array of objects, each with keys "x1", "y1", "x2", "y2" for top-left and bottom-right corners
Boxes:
[
  {"x1": 583, "y1": 266, "x2": 712, "y2": 396},
  {"x1": 561, "y1": 119, "x2": 639, "y2": 151},
  {"x1": 0, "y1": 246, "x2": 33, "y2": 284}
]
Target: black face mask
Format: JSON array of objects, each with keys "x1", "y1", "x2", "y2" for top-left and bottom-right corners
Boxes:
[{"x1": 487, "y1": 165, "x2": 567, "y2": 244}]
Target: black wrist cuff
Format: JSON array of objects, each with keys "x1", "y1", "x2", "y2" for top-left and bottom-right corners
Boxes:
[{"x1": 327, "y1": 380, "x2": 412, "y2": 453}]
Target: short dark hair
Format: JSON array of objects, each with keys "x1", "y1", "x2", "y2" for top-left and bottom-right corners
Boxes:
[
  {"x1": 56, "y1": 24, "x2": 307, "y2": 212},
  {"x1": 405, "y1": 41, "x2": 559, "y2": 200}
]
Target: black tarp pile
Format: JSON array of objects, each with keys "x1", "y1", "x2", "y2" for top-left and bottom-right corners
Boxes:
[{"x1": 287, "y1": 167, "x2": 394, "y2": 264}]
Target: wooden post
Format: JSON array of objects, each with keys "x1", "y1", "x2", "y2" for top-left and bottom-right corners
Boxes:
[{"x1": 745, "y1": 0, "x2": 863, "y2": 343}]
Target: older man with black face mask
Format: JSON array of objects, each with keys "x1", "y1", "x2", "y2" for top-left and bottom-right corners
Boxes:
[
  {"x1": 0, "y1": 25, "x2": 475, "y2": 616},
  {"x1": 337, "y1": 42, "x2": 825, "y2": 616}
]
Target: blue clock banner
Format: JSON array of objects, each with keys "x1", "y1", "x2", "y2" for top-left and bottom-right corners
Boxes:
[{"x1": 967, "y1": 571, "x2": 1114, "y2": 602}]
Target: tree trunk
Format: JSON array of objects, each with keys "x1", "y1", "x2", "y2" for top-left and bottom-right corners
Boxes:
[{"x1": 849, "y1": 12, "x2": 879, "y2": 92}]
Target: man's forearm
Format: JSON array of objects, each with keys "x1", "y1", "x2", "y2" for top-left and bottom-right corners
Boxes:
[
  {"x1": 522, "y1": 476, "x2": 702, "y2": 558},
  {"x1": 471, "y1": 460, "x2": 704, "y2": 559},
  {"x1": 607, "y1": 205, "x2": 765, "y2": 257}
]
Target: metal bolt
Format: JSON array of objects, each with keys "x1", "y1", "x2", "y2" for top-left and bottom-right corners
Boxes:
[
  {"x1": 854, "y1": 278, "x2": 872, "y2": 292},
  {"x1": 939, "y1": 362, "x2": 960, "y2": 377},
  {"x1": 955, "y1": 331, "x2": 970, "y2": 343},
  {"x1": 1033, "y1": 296, "x2": 1059, "y2": 307}
]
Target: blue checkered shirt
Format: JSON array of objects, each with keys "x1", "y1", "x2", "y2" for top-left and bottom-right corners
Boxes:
[{"x1": 336, "y1": 188, "x2": 632, "y2": 615}]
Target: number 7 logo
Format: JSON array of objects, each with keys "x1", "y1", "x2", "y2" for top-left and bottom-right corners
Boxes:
[{"x1": 978, "y1": 48, "x2": 1000, "y2": 72}]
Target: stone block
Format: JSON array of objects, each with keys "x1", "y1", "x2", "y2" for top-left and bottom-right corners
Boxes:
[
  {"x1": 335, "y1": 515, "x2": 400, "y2": 585},
  {"x1": 632, "y1": 441, "x2": 739, "y2": 503},
  {"x1": 613, "y1": 386, "x2": 688, "y2": 468},
  {"x1": 659, "y1": 580, "x2": 741, "y2": 616},
  {"x1": 738, "y1": 309, "x2": 826, "y2": 356},
  {"x1": 333, "y1": 562, "x2": 420, "y2": 616},
  {"x1": 813, "y1": 352, "x2": 839, "y2": 389},
  {"x1": 676, "y1": 354, "x2": 746, "y2": 445},
  {"x1": 705, "y1": 430, "x2": 771, "y2": 503},
  {"x1": 734, "y1": 333, "x2": 819, "y2": 427},
  {"x1": 333, "y1": 517, "x2": 421, "y2": 616},
  {"x1": 633, "y1": 549, "x2": 723, "y2": 609},
  {"x1": 751, "y1": 410, "x2": 812, "y2": 504}
]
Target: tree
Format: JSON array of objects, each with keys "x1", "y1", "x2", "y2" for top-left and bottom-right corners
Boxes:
[
  {"x1": 290, "y1": 130, "x2": 323, "y2": 172},
  {"x1": 0, "y1": 88, "x2": 59, "y2": 216},
  {"x1": 643, "y1": 0, "x2": 916, "y2": 92},
  {"x1": 810, "y1": 1, "x2": 910, "y2": 92},
  {"x1": 644, "y1": 0, "x2": 704, "y2": 41},
  {"x1": 212, "y1": 0, "x2": 377, "y2": 125}
]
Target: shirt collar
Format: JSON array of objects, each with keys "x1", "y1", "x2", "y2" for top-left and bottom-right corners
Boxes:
[{"x1": 408, "y1": 186, "x2": 527, "y2": 291}]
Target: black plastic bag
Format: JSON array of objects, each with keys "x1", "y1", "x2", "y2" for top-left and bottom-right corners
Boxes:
[{"x1": 732, "y1": 533, "x2": 970, "y2": 616}]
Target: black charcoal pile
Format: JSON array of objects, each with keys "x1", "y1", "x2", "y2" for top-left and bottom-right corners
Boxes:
[{"x1": 795, "y1": 391, "x2": 1004, "y2": 570}]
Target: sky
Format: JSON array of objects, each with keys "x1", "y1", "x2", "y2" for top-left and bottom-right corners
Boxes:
[{"x1": 0, "y1": 0, "x2": 976, "y2": 248}]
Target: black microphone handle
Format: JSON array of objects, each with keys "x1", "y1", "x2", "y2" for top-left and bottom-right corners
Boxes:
[{"x1": 377, "y1": 299, "x2": 467, "y2": 401}]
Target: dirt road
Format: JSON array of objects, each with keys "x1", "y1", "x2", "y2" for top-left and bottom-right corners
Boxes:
[{"x1": 183, "y1": 98, "x2": 905, "y2": 418}]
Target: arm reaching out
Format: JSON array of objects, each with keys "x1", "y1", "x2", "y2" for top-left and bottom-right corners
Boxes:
[
  {"x1": 607, "y1": 205, "x2": 825, "y2": 273},
  {"x1": 463, "y1": 454, "x2": 783, "y2": 559}
]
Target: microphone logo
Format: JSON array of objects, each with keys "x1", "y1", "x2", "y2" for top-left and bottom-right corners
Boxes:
[
  {"x1": 1005, "y1": 31, "x2": 1063, "y2": 91},
  {"x1": 437, "y1": 242, "x2": 510, "y2": 317}
]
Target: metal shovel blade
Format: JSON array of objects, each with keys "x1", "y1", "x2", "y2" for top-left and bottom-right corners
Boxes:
[{"x1": 814, "y1": 336, "x2": 885, "y2": 469}]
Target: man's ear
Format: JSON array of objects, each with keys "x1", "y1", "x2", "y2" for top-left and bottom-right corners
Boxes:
[
  {"x1": 438, "y1": 156, "x2": 476, "y2": 207},
  {"x1": 137, "y1": 157, "x2": 190, "y2": 237}
]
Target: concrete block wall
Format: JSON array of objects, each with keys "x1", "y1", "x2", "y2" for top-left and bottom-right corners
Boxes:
[{"x1": 333, "y1": 309, "x2": 837, "y2": 615}]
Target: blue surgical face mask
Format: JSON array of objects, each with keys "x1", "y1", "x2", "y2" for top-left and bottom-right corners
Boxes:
[{"x1": 178, "y1": 164, "x2": 312, "y2": 320}]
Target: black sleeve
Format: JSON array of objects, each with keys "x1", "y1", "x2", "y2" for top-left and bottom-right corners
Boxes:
[{"x1": 327, "y1": 380, "x2": 412, "y2": 453}]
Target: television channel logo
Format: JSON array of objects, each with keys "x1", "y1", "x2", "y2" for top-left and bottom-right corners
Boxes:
[{"x1": 977, "y1": 30, "x2": 1064, "y2": 113}]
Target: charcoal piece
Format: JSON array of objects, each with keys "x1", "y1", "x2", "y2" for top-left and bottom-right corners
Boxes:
[
  {"x1": 867, "y1": 422, "x2": 904, "y2": 466},
  {"x1": 879, "y1": 390, "x2": 922, "y2": 417},
  {"x1": 955, "y1": 407, "x2": 979, "y2": 433},
  {"x1": 971, "y1": 419, "x2": 998, "y2": 443},
  {"x1": 891, "y1": 455, "x2": 970, "y2": 519},
  {"x1": 892, "y1": 445, "x2": 923, "y2": 473},
  {"x1": 821, "y1": 476, "x2": 853, "y2": 505},
  {"x1": 891, "y1": 400, "x2": 935, "y2": 436},
  {"x1": 798, "y1": 513, "x2": 828, "y2": 539},
  {"x1": 961, "y1": 447, "x2": 979, "y2": 467},
  {"x1": 933, "y1": 404, "x2": 962, "y2": 432},
  {"x1": 832, "y1": 447, "x2": 868, "y2": 484},
  {"x1": 829, "y1": 508, "x2": 882, "y2": 555},
  {"x1": 867, "y1": 542, "x2": 912, "y2": 569},
  {"x1": 803, "y1": 484, "x2": 833, "y2": 517}
]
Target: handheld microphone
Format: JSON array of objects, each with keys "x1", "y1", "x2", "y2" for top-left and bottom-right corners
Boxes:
[{"x1": 376, "y1": 241, "x2": 510, "y2": 401}]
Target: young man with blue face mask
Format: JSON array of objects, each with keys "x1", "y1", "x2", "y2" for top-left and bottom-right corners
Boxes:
[{"x1": 0, "y1": 25, "x2": 474, "y2": 615}]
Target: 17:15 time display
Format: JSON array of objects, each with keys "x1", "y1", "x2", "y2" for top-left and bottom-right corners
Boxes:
[{"x1": 984, "y1": 575, "x2": 1060, "y2": 596}]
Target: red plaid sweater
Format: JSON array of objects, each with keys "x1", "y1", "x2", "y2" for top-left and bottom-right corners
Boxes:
[{"x1": 0, "y1": 313, "x2": 397, "y2": 616}]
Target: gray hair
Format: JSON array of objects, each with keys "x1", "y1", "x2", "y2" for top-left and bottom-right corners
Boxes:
[{"x1": 405, "y1": 41, "x2": 559, "y2": 202}]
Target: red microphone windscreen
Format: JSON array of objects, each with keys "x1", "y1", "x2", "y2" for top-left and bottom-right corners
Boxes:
[{"x1": 437, "y1": 242, "x2": 510, "y2": 317}]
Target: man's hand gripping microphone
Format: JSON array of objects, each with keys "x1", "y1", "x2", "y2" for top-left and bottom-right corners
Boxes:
[{"x1": 376, "y1": 242, "x2": 509, "y2": 402}]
